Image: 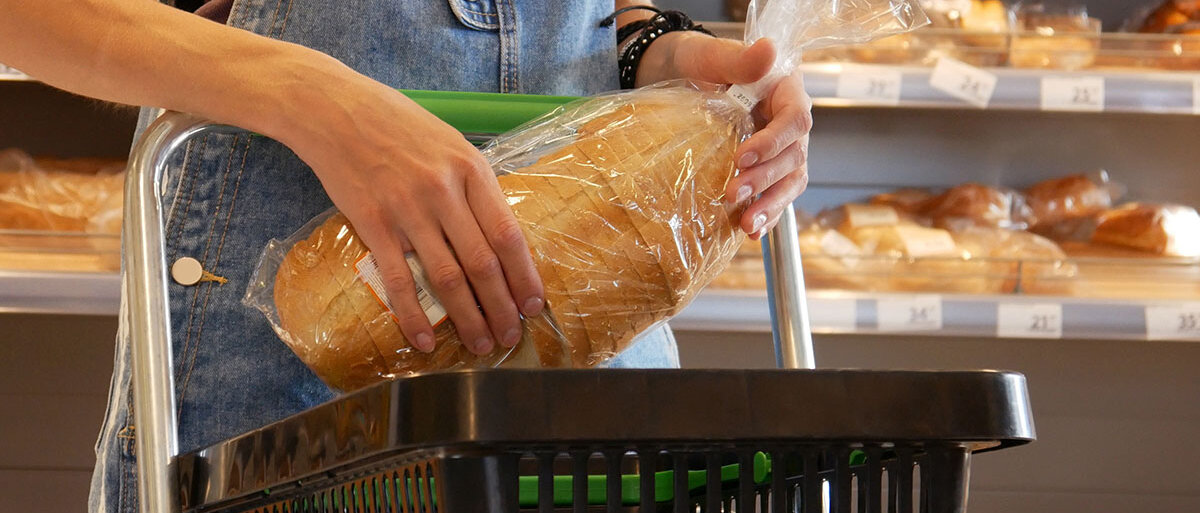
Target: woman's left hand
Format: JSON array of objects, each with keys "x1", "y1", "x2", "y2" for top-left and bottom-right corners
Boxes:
[{"x1": 638, "y1": 33, "x2": 812, "y2": 239}]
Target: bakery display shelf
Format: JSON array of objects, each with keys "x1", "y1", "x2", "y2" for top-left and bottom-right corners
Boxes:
[
  {"x1": 704, "y1": 22, "x2": 1200, "y2": 115},
  {"x1": 675, "y1": 288, "x2": 1200, "y2": 342},
  {"x1": 0, "y1": 269, "x2": 119, "y2": 315},
  {"x1": 798, "y1": 62, "x2": 1200, "y2": 114},
  {"x1": 0, "y1": 229, "x2": 121, "y2": 315}
]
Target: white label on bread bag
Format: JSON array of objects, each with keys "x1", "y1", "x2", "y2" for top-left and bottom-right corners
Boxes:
[
  {"x1": 355, "y1": 252, "x2": 448, "y2": 326},
  {"x1": 894, "y1": 225, "x2": 959, "y2": 257},
  {"x1": 845, "y1": 204, "x2": 901, "y2": 228},
  {"x1": 1041, "y1": 77, "x2": 1104, "y2": 112},
  {"x1": 836, "y1": 70, "x2": 903, "y2": 105},
  {"x1": 997, "y1": 303, "x2": 1063, "y2": 339},
  {"x1": 1145, "y1": 304, "x2": 1200, "y2": 341},
  {"x1": 877, "y1": 295, "x2": 943, "y2": 332},
  {"x1": 726, "y1": 84, "x2": 758, "y2": 111},
  {"x1": 929, "y1": 57, "x2": 997, "y2": 108}
]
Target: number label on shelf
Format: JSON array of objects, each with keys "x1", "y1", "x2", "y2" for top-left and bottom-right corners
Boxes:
[
  {"x1": 997, "y1": 303, "x2": 1063, "y2": 339},
  {"x1": 877, "y1": 295, "x2": 943, "y2": 332},
  {"x1": 1145, "y1": 304, "x2": 1200, "y2": 341},
  {"x1": 929, "y1": 57, "x2": 997, "y2": 108},
  {"x1": 836, "y1": 70, "x2": 903, "y2": 105},
  {"x1": 808, "y1": 297, "x2": 857, "y2": 332},
  {"x1": 1193, "y1": 78, "x2": 1200, "y2": 116},
  {"x1": 1041, "y1": 77, "x2": 1105, "y2": 112}
]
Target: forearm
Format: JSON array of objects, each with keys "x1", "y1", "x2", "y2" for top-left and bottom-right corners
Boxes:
[{"x1": 0, "y1": 0, "x2": 380, "y2": 153}]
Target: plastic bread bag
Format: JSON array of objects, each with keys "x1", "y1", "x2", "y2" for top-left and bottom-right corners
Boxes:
[
  {"x1": 917, "y1": 183, "x2": 1034, "y2": 230},
  {"x1": 1025, "y1": 170, "x2": 1125, "y2": 234},
  {"x1": 0, "y1": 148, "x2": 126, "y2": 234},
  {"x1": 245, "y1": 0, "x2": 929, "y2": 392}
]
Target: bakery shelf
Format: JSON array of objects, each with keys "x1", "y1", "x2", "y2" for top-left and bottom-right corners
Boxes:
[
  {"x1": 798, "y1": 62, "x2": 1199, "y2": 114},
  {"x1": 704, "y1": 22, "x2": 1200, "y2": 115},
  {"x1": 674, "y1": 288, "x2": 1200, "y2": 342},
  {"x1": 0, "y1": 269, "x2": 119, "y2": 315}
]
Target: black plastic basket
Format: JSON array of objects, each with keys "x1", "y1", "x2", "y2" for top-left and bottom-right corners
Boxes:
[{"x1": 175, "y1": 370, "x2": 1033, "y2": 513}]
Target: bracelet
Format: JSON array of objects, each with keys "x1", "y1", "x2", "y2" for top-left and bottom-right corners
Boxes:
[{"x1": 600, "y1": 6, "x2": 714, "y2": 89}]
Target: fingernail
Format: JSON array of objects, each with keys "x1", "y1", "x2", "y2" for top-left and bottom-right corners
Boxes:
[
  {"x1": 504, "y1": 328, "x2": 521, "y2": 347},
  {"x1": 415, "y1": 333, "x2": 434, "y2": 353},
  {"x1": 522, "y1": 296, "x2": 544, "y2": 316},
  {"x1": 473, "y1": 337, "x2": 493, "y2": 354},
  {"x1": 738, "y1": 152, "x2": 758, "y2": 169},
  {"x1": 758, "y1": 227, "x2": 768, "y2": 240},
  {"x1": 735, "y1": 185, "x2": 752, "y2": 204},
  {"x1": 751, "y1": 213, "x2": 767, "y2": 233}
]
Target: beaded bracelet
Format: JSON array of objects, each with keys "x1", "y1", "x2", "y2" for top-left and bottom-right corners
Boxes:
[{"x1": 600, "y1": 6, "x2": 714, "y2": 89}]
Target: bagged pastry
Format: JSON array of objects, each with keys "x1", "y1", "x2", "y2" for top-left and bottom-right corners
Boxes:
[
  {"x1": 0, "y1": 148, "x2": 125, "y2": 234},
  {"x1": 918, "y1": 183, "x2": 1033, "y2": 230},
  {"x1": 1026, "y1": 170, "x2": 1122, "y2": 233},
  {"x1": 245, "y1": 0, "x2": 928, "y2": 391},
  {"x1": 1091, "y1": 203, "x2": 1200, "y2": 257}
]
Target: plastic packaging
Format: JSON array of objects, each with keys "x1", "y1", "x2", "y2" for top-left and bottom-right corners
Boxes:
[
  {"x1": 1009, "y1": 2, "x2": 1101, "y2": 70},
  {"x1": 246, "y1": 0, "x2": 928, "y2": 391},
  {"x1": 1025, "y1": 170, "x2": 1123, "y2": 236},
  {"x1": 918, "y1": 183, "x2": 1034, "y2": 230},
  {"x1": 0, "y1": 148, "x2": 125, "y2": 234},
  {"x1": 1091, "y1": 203, "x2": 1200, "y2": 257}
]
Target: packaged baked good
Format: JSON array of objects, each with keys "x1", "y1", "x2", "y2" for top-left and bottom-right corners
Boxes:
[
  {"x1": 918, "y1": 183, "x2": 1033, "y2": 230},
  {"x1": 869, "y1": 188, "x2": 934, "y2": 214},
  {"x1": 1026, "y1": 170, "x2": 1122, "y2": 234},
  {"x1": 950, "y1": 225, "x2": 1077, "y2": 295},
  {"x1": 245, "y1": 0, "x2": 929, "y2": 391},
  {"x1": 1091, "y1": 203, "x2": 1200, "y2": 257},
  {"x1": 1010, "y1": 3, "x2": 1101, "y2": 70},
  {"x1": 0, "y1": 148, "x2": 126, "y2": 234}
]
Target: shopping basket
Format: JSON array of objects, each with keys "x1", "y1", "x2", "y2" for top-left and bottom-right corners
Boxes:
[{"x1": 123, "y1": 92, "x2": 1035, "y2": 513}]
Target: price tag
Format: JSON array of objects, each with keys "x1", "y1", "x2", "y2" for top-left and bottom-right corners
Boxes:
[
  {"x1": 1145, "y1": 304, "x2": 1200, "y2": 341},
  {"x1": 1041, "y1": 77, "x2": 1105, "y2": 112},
  {"x1": 997, "y1": 303, "x2": 1062, "y2": 339},
  {"x1": 808, "y1": 297, "x2": 857, "y2": 332},
  {"x1": 929, "y1": 57, "x2": 997, "y2": 108},
  {"x1": 836, "y1": 70, "x2": 903, "y2": 105},
  {"x1": 1193, "y1": 78, "x2": 1199, "y2": 116},
  {"x1": 877, "y1": 295, "x2": 943, "y2": 332}
]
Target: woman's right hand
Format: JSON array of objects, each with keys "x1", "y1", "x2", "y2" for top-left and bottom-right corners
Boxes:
[{"x1": 282, "y1": 76, "x2": 545, "y2": 356}]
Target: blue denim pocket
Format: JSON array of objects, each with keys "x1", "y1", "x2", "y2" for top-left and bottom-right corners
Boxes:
[{"x1": 447, "y1": 0, "x2": 500, "y2": 31}]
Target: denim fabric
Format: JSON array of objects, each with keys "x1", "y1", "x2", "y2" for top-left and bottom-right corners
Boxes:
[{"x1": 89, "y1": 2, "x2": 680, "y2": 513}]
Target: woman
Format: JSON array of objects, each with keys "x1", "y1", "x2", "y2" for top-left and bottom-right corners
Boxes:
[{"x1": 0, "y1": 1, "x2": 811, "y2": 511}]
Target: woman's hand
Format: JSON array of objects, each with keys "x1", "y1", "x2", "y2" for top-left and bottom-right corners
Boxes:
[
  {"x1": 638, "y1": 33, "x2": 812, "y2": 239},
  {"x1": 284, "y1": 77, "x2": 545, "y2": 356}
]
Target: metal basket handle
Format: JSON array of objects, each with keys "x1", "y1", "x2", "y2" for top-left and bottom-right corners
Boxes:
[{"x1": 124, "y1": 110, "x2": 815, "y2": 513}]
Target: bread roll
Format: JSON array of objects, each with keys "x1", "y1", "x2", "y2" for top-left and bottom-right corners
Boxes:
[
  {"x1": 1091, "y1": 203, "x2": 1200, "y2": 257},
  {"x1": 1026, "y1": 173, "x2": 1114, "y2": 229},
  {"x1": 919, "y1": 183, "x2": 1031, "y2": 230},
  {"x1": 271, "y1": 88, "x2": 746, "y2": 390},
  {"x1": 869, "y1": 188, "x2": 932, "y2": 214}
]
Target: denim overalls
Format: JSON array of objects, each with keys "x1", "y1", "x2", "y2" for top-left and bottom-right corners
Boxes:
[{"x1": 88, "y1": 2, "x2": 680, "y2": 511}]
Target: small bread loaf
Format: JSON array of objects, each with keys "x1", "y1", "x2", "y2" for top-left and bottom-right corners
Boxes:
[
  {"x1": 1026, "y1": 173, "x2": 1113, "y2": 229},
  {"x1": 272, "y1": 88, "x2": 745, "y2": 390},
  {"x1": 1091, "y1": 203, "x2": 1200, "y2": 257},
  {"x1": 918, "y1": 183, "x2": 1031, "y2": 230}
]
